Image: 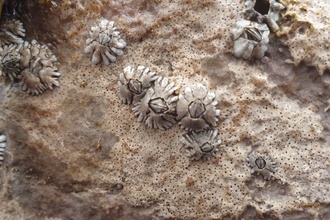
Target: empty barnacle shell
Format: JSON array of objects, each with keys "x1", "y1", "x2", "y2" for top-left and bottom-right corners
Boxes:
[
  {"x1": 246, "y1": 151, "x2": 277, "y2": 180},
  {"x1": 132, "y1": 76, "x2": 178, "y2": 130},
  {"x1": 0, "y1": 134, "x2": 7, "y2": 165},
  {"x1": 245, "y1": 0, "x2": 285, "y2": 32},
  {"x1": 177, "y1": 83, "x2": 220, "y2": 132},
  {"x1": 180, "y1": 129, "x2": 222, "y2": 161},
  {"x1": 232, "y1": 19, "x2": 270, "y2": 59},
  {"x1": 84, "y1": 18, "x2": 127, "y2": 65},
  {"x1": 117, "y1": 65, "x2": 158, "y2": 104}
]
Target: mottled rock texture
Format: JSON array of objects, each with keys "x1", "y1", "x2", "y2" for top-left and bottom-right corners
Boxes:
[{"x1": 0, "y1": 0, "x2": 330, "y2": 219}]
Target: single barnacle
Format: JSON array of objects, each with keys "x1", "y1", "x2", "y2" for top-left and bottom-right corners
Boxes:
[
  {"x1": 246, "y1": 151, "x2": 277, "y2": 180},
  {"x1": 117, "y1": 65, "x2": 158, "y2": 104},
  {"x1": 176, "y1": 83, "x2": 220, "y2": 131},
  {"x1": 245, "y1": 0, "x2": 285, "y2": 32},
  {"x1": 84, "y1": 18, "x2": 127, "y2": 65},
  {"x1": 0, "y1": 19, "x2": 25, "y2": 46},
  {"x1": 0, "y1": 44, "x2": 22, "y2": 81},
  {"x1": 180, "y1": 129, "x2": 222, "y2": 161},
  {"x1": 0, "y1": 134, "x2": 7, "y2": 165},
  {"x1": 232, "y1": 19, "x2": 270, "y2": 59},
  {"x1": 132, "y1": 76, "x2": 178, "y2": 130}
]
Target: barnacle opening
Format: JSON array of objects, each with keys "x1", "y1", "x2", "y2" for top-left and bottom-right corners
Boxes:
[
  {"x1": 244, "y1": 27, "x2": 262, "y2": 42},
  {"x1": 200, "y1": 142, "x2": 214, "y2": 153},
  {"x1": 255, "y1": 157, "x2": 266, "y2": 169},
  {"x1": 128, "y1": 79, "x2": 142, "y2": 94},
  {"x1": 188, "y1": 100, "x2": 206, "y2": 118},
  {"x1": 254, "y1": 0, "x2": 270, "y2": 15},
  {"x1": 149, "y1": 98, "x2": 169, "y2": 114}
]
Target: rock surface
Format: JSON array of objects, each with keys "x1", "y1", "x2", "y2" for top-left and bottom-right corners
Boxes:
[{"x1": 0, "y1": 0, "x2": 330, "y2": 219}]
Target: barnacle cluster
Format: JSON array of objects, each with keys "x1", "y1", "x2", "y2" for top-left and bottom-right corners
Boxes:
[
  {"x1": 0, "y1": 134, "x2": 7, "y2": 165},
  {"x1": 117, "y1": 65, "x2": 222, "y2": 160},
  {"x1": 85, "y1": 18, "x2": 127, "y2": 65},
  {"x1": 246, "y1": 151, "x2": 277, "y2": 180},
  {"x1": 232, "y1": 0, "x2": 285, "y2": 59},
  {"x1": 0, "y1": 19, "x2": 61, "y2": 95},
  {"x1": 117, "y1": 65, "x2": 221, "y2": 132},
  {"x1": 180, "y1": 129, "x2": 221, "y2": 161}
]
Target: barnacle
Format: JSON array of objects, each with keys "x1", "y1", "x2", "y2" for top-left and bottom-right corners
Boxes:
[
  {"x1": 0, "y1": 44, "x2": 21, "y2": 81},
  {"x1": 84, "y1": 18, "x2": 127, "y2": 65},
  {"x1": 0, "y1": 19, "x2": 25, "y2": 46},
  {"x1": 246, "y1": 151, "x2": 277, "y2": 180},
  {"x1": 180, "y1": 129, "x2": 222, "y2": 161},
  {"x1": 117, "y1": 65, "x2": 158, "y2": 104},
  {"x1": 245, "y1": 0, "x2": 285, "y2": 32},
  {"x1": 1, "y1": 19, "x2": 25, "y2": 37},
  {"x1": 0, "y1": 134, "x2": 7, "y2": 165},
  {"x1": 232, "y1": 19, "x2": 270, "y2": 59},
  {"x1": 176, "y1": 83, "x2": 220, "y2": 131},
  {"x1": 132, "y1": 76, "x2": 178, "y2": 130}
]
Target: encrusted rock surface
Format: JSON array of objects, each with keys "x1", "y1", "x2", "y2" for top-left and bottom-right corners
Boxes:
[{"x1": 0, "y1": 0, "x2": 330, "y2": 219}]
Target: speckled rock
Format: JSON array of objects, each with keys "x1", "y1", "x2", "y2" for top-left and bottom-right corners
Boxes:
[{"x1": 0, "y1": 0, "x2": 330, "y2": 219}]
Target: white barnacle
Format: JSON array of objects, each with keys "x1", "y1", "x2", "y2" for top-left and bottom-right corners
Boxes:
[
  {"x1": 176, "y1": 83, "x2": 220, "y2": 132},
  {"x1": 117, "y1": 65, "x2": 158, "y2": 104},
  {"x1": 232, "y1": 19, "x2": 270, "y2": 59},
  {"x1": 245, "y1": 0, "x2": 285, "y2": 32},
  {"x1": 84, "y1": 18, "x2": 127, "y2": 65},
  {"x1": 132, "y1": 76, "x2": 178, "y2": 130},
  {"x1": 0, "y1": 44, "x2": 22, "y2": 81},
  {"x1": 0, "y1": 134, "x2": 7, "y2": 165},
  {"x1": 180, "y1": 129, "x2": 222, "y2": 161},
  {"x1": 246, "y1": 151, "x2": 277, "y2": 180}
]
